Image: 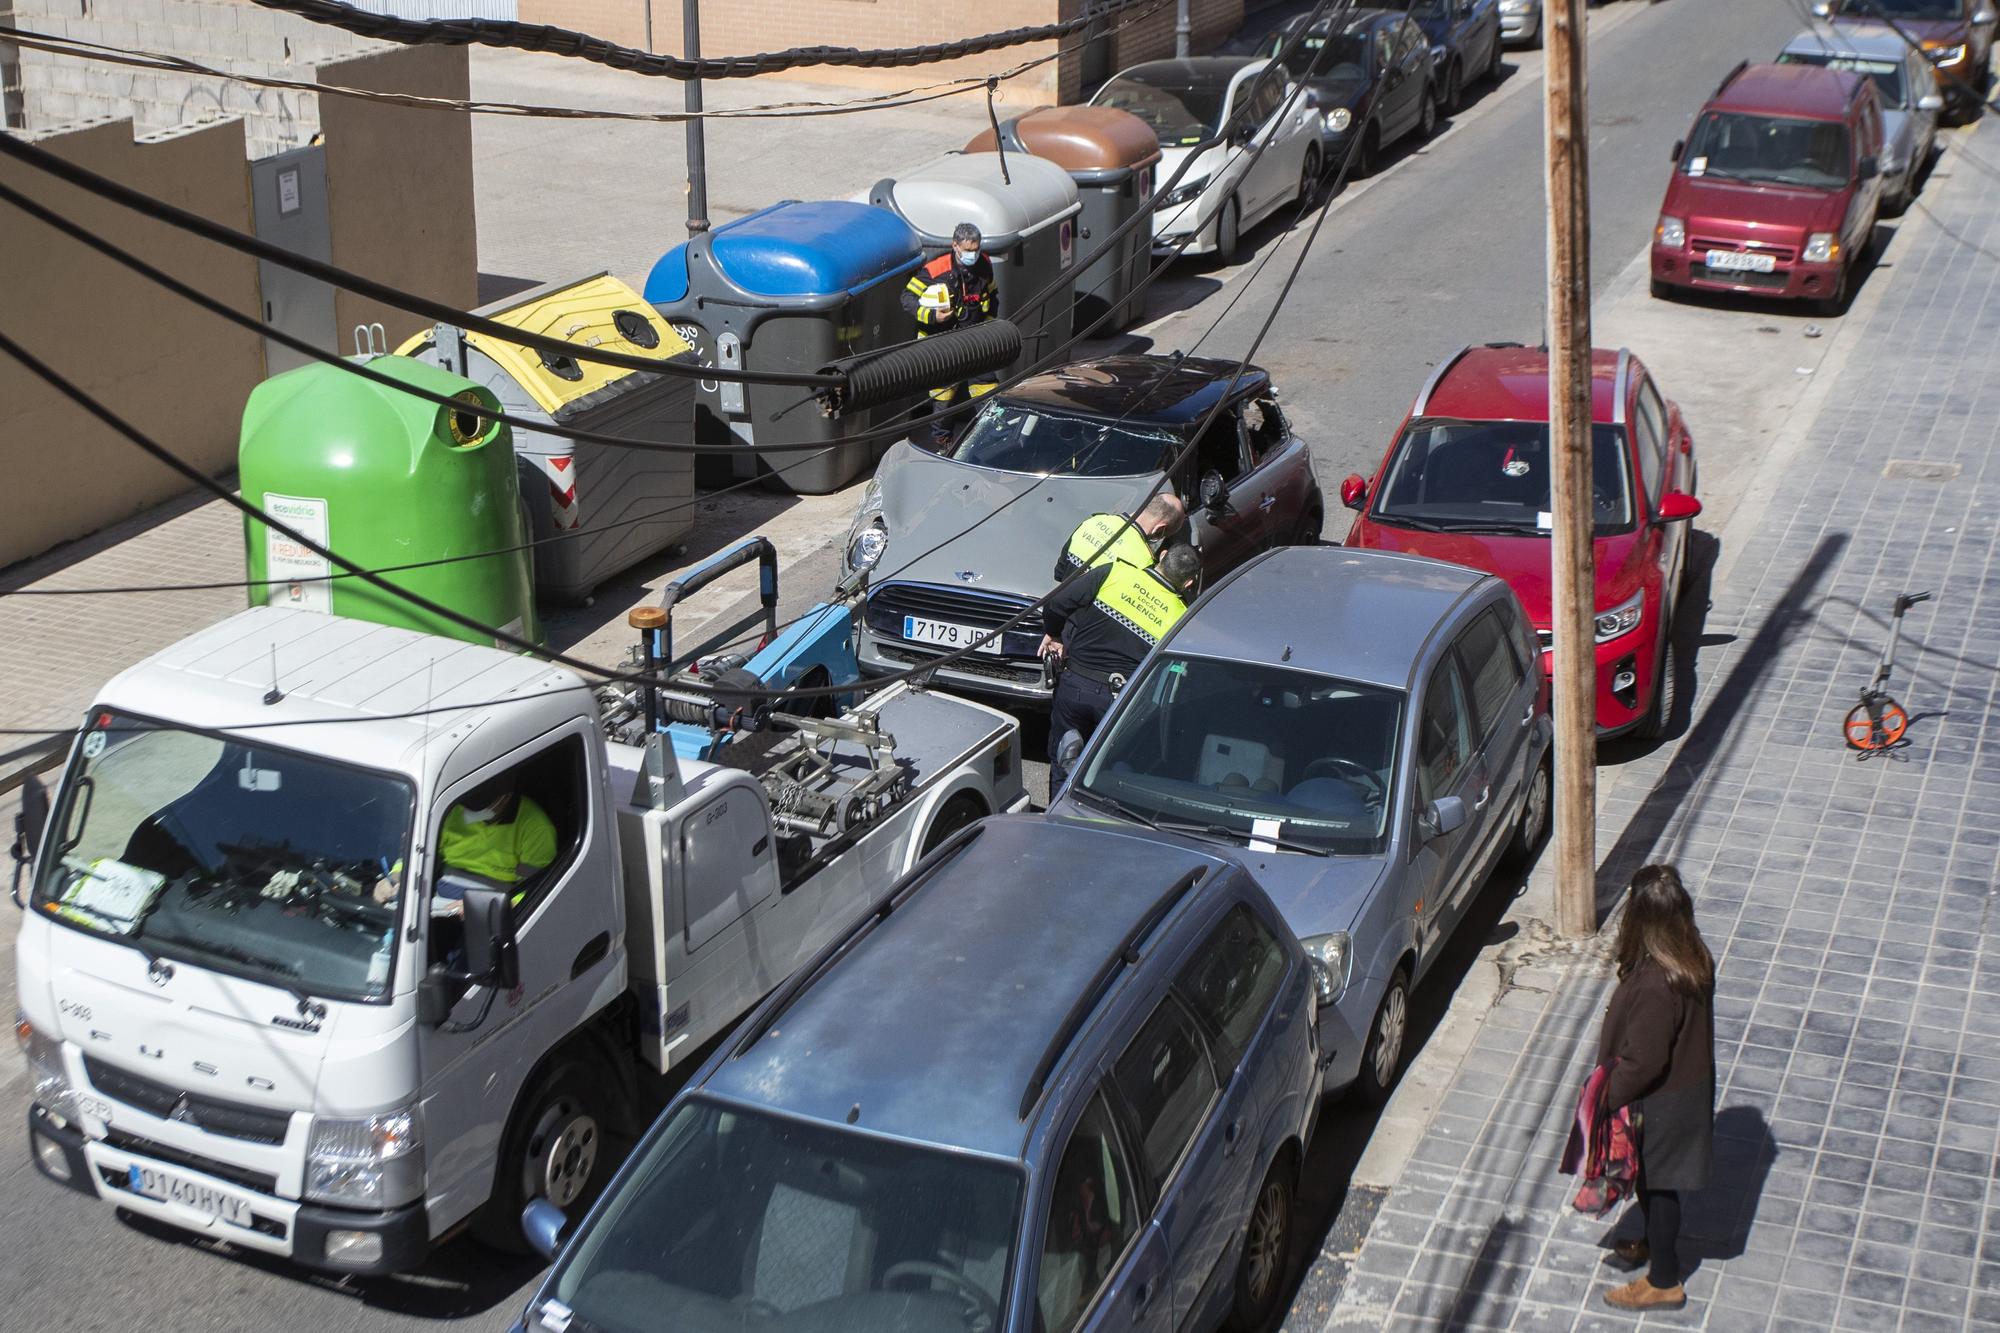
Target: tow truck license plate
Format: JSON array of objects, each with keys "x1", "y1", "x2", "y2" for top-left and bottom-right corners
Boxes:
[
  {"x1": 903, "y1": 616, "x2": 1003, "y2": 654},
  {"x1": 128, "y1": 1164, "x2": 248, "y2": 1225},
  {"x1": 1704, "y1": 249, "x2": 1776, "y2": 273}
]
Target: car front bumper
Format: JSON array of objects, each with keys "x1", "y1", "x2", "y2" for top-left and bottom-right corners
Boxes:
[
  {"x1": 1151, "y1": 195, "x2": 1221, "y2": 257},
  {"x1": 1536, "y1": 628, "x2": 1662, "y2": 737},
  {"x1": 1651, "y1": 244, "x2": 1843, "y2": 304},
  {"x1": 856, "y1": 623, "x2": 1054, "y2": 705},
  {"x1": 1499, "y1": 6, "x2": 1540, "y2": 41},
  {"x1": 28, "y1": 1101, "x2": 430, "y2": 1276}
]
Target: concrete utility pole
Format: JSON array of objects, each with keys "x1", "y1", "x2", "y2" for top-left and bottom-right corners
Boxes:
[
  {"x1": 684, "y1": 0, "x2": 709, "y2": 236},
  {"x1": 1175, "y1": 0, "x2": 1192, "y2": 58},
  {"x1": 1543, "y1": 0, "x2": 1597, "y2": 938}
]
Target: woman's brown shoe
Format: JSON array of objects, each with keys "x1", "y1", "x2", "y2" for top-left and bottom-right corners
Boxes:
[
  {"x1": 1607, "y1": 1240, "x2": 1650, "y2": 1269},
  {"x1": 1605, "y1": 1277, "x2": 1686, "y2": 1311}
]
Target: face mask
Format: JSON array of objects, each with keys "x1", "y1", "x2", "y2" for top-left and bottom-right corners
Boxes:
[
  {"x1": 956, "y1": 249, "x2": 978, "y2": 267},
  {"x1": 460, "y1": 801, "x2": 501, "y2": 825}
]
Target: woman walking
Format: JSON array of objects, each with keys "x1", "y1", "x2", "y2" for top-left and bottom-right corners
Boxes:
[{"x1": 1596, "y1": 864, "x2": 1716, "y2": 1312}]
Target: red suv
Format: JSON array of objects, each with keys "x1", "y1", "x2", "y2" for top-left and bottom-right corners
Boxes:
[
  {"x1": 1650, "y1": 61, "x2": 1885, "y2": 315},
  {"x1": 1339, "y1": 344, "x2": 1701, "y2": 738}
]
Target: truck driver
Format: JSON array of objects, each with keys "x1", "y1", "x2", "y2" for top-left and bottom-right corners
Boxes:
[{"x1": 436, "y1": 773, "x2": 556, "y2": 910}]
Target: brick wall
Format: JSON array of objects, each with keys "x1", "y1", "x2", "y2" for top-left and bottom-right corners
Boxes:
[{"x1": 517, "y1": 0, "x2": 1245, "y2": 104}]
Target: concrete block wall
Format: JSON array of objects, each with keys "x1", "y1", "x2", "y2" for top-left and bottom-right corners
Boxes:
[
  {"x1": 515, "y1": 0, "x2": 1245, "y2": 104},
  {"x1": 12, "y1": 0, "x2": 386, "y2": 158}
]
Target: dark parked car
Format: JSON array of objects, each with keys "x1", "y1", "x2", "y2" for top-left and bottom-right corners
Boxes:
[
  {"x1": 1260, "y1": 8, "x2": 1437, "y2": 176},
  {"x1": 513, "y1": 816, "x2": 1326, "y2": 1333},
  {"x1": 1817, "y1": 0, "x2": 1997, "y2": 119},
  {"x1": 1049, "y1": 547, "x2": 1553, "y2": 1102},
  {"x1": 847, "y1": 355, "x2": 1323, "y2": 704},
  {"x1": 1402, "y1": 0, "x2": 1504, "y2": 113}
]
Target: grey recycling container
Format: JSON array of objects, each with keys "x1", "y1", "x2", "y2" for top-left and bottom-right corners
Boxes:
[
  {"x1": 645, "y1": 200, "x2": 927, "y2": 495},
  {"x1": 397, "y1": 273, "x2": 697, "y2": 605},
  {"x1": 965, "y1": 105, "x2": 1161, "y2": 332},
  {"x1": 865, "y1": 151, "x2": 1083, "y2": 383}
]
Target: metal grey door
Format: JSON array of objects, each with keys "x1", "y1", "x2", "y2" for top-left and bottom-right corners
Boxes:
[{"x1": 249, "y1": 145, "x2": 335, "y2": 377}]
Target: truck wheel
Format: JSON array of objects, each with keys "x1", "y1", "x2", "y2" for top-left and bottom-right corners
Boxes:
[
  {"x1": 475, "y1": 1058, "x2": 615, "y2": 1254},
  {"x1": 921, "y1": 792, "x2": 988, "y2": 856}
]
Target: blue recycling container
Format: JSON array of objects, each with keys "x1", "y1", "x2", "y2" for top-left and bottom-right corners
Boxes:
[{"x1": 646, "y1": 200, "x2": 925, "y2": 494}]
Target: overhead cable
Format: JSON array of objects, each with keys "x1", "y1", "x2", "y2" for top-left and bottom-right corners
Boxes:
[{"x1": 251, "y1": 0, "x2": 1151, "y2": 80}]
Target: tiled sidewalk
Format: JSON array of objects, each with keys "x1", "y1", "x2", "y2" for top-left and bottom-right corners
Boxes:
[{"x1": 1320, "y1": 132, "x2": 2000, "y2": 1329}]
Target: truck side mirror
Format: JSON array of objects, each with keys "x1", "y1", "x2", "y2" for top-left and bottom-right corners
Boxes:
[
  {"x1": 522, "y1": 1198, "x2": 568, "y2": 1260},
  {"x1": 460, "y1": 884, "x2": 520, "y2": 991},
  {"x1": 10, "y1": 774, "x2": 49, "y2": 908}
]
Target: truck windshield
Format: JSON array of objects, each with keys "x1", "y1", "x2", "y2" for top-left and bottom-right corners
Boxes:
[
  {"x1": 549, "y1": 1097, "x2": 1023, "y2": 1333},
  {"x1": 950, "y1": 401, "x2": 1179, "y2": 477},
  {"x1": 32, "y1": 712, "x2": 412, "y2": 1003},
  {"x1": 1076, "y1": 656, "x2": 1404, "y2": 856}
]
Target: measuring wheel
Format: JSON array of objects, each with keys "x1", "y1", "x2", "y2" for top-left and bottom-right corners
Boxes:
[{"x1": 1844, "y1": 697, "x2": 1909, "y2": 751}]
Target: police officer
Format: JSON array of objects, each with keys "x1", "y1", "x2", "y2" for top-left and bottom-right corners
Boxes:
[
  {"x1": 901, "y1": 221, "x2": 997, "y2": 447},
  {"x1": 1041, "y1": 543, "x2": 1203, "y2": 788},
  {"x1": 1052, "y1": 494, "x2": 1188, "y2": 582}
]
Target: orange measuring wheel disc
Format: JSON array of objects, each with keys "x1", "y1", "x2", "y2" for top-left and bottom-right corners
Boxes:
[{"x1": 1844, "y1": 699, "x2": 1909, "y2": 750}]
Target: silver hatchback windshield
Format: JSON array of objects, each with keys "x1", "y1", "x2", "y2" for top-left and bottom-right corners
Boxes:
[
  {"x1": 1077, "y1": 656, "x2": 1403, "y2": 856},
  {"x1": 550, "y1": 1097, "x2": 1024, "y2": 1333},
  {"x1": 33, "y1": 712, "x2": 411, "y2": 1003}
]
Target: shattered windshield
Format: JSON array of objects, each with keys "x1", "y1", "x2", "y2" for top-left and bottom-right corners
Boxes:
[
  {"x1": 33, "y1": 712, "x2": 412, "y2": 1003},
  {"x1": 949, "y1": 401, "x2": 1179, "y2": 477}
]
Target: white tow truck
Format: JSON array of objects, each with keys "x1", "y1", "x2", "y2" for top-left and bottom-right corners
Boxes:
[{"x1": 12, "y1": 575, "x2": 1024, "y2": 1275}]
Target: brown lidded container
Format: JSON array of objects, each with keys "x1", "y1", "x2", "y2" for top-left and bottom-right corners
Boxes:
[{"x1": 967, "y1": 106, "x2": 1162, "y2": 331}]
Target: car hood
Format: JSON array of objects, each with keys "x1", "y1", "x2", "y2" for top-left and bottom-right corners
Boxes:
[
  {"x1": 1307, "y1": 74, "x2": 1372, "y2": 114},
  {"x1": 1157, "y1": 140, "x2": 1230, "y2": 189},
  {"x1": 1045, "y1": 797, "x2": 1387, "y2": 937},
  {"x1": 1838, "y1": 16, "x2": 1964, "y2": 45},
  {"x1": 873, "y1": 445, "x2": 1163, "y2": 596},
  {"x1": 1352, "y1": 524, "x2": 1647, "y2": 627},
  {"x1": 1664, "y1": 173, "x2": 1847, "y2": 244}
]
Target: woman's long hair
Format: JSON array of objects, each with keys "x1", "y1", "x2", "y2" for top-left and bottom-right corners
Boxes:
[{"x1": 1614, "y1": 864, "x2": 1715, "y2": 996}]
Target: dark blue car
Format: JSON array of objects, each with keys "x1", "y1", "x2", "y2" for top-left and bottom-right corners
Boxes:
[
  {"x1": 512, "y1": 816, "x2": 1325, "y2": 1333},
  {"x1": 1403, "y1": 0, "x2": 1504, "y2": 114},
  {"x1": 1261, "y1": 8, "x2": 1437, "y2": 177}
]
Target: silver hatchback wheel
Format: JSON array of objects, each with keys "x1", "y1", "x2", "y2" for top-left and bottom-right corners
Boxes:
[{"x1": 1372, "y1": 986, "x2": 1407, "y2": 1089}]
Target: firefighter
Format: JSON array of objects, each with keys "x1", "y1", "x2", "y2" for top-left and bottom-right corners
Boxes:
[
  {"x1": 901, "y1": 221, "x2": 998, "y2": 447},
  {"x1": 1052, "y1": 494, "x2": 1188, "y2": 582},
  {"x1": 1040, "y1": 543, "x2": 1203, "y2": 789}
]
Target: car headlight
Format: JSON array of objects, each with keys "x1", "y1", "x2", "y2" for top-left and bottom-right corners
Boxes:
[
  {"x1": 307, "y1": 1106, "x2": 424, "y2": 1209},
  {"x1": 1656, "y1": 215, "x2": 1685, "y2": 249},
  {"x1": 1594, "y1": 593, "x2": 1644, "y2": 644},
  {"x1": 845, "y1": 518, "x2": 888, "y2": 574},
  {"x1": 1324, "y1": 107, "x2": 1352, "y2": 133},
  {"x1": 1929, "y1": 42, "x2": 1967, "y2": 67},
  {"x1": 1301, "y1": 933, "x2": 1353, "y2": 1006},
  {"x1": 1161, "y1": 176, "x2": 1210, "y2": 208},
  {"x1": 16, "y1": 1014, "x2": 77, "y2": 1122},
  {"x1": 1803, "y1": 232, "x2": 1839, "y2": 264}
]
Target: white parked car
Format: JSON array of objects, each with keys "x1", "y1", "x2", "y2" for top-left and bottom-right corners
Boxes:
[{"x1": 1092, "y1": 56, "x2": 1321, "y2": 265}]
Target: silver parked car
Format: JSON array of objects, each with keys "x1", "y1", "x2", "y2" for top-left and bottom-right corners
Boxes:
[
  {"x1": 1499, "y1": 0, "x2": 1543, "y2": 48},
  {"x1": 1778, "y1": 25, "x2": 1942, "y2": 214},
  {"x1": 845, "y1": 355, "x2": 1323, "y2": 704},
  {"x1": 1048, "y1": 546, "x2": 1553, "y2": 1101}
]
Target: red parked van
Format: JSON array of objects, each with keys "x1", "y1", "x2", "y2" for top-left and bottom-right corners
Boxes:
[
  {"x1": 1650, "y1": 61, "x2": 1886, "y2": 316},
  {"x1": 1340, "y1": 344, "x2": 1701, "y2": 739}
]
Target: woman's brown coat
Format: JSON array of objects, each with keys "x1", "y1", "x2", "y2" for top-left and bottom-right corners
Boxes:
[{"x1": 1596, "y1": 956, "x2": 1716, "y2": 1191}]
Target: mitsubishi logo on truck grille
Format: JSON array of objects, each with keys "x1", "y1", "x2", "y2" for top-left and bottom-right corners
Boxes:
[
  {"x1": 147, "y1": 958, "x2": 174, "y2": 987},
  {"x1": 168, "y1": 1095, "x2": 195, "y2": 1125}
]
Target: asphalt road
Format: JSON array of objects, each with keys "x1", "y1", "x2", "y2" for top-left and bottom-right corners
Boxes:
[{"x1": 0, "y1": 1, "x2": 1828, "y2": 1328}]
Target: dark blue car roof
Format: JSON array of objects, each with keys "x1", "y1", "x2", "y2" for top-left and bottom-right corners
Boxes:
[{"x1": 702, "y1": 816, "x2": 1230, "y2": 1158}]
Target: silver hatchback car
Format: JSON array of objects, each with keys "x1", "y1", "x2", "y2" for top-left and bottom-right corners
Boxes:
[
  {"x1": 1778, "y1": 25, "x2": 1942, "y2": 215},
  {"x1": 1047, "y1": 546, "x2": 1553, "y2": 1102}
]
